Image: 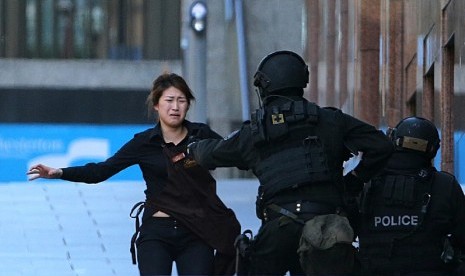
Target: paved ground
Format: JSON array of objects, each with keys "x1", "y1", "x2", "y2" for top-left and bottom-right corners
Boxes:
[
  {"x1": 2, "y1": 178, "x2": 463, "y2": 276},
  {"x1": 0, "y1": 179, "x2": 260, "y2": 276}
]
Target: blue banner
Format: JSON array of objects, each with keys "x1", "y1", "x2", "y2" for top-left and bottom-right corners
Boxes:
[
  {"x1": 1, "y1": 124, "x2": 464, "y2": 184},
  {"x1": 0, "y1": 123, "x2": 152, "y2": 182}
]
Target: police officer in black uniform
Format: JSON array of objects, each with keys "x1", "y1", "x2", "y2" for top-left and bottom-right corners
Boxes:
[
  {"x1": 358, "y1": 116, "x2": 465, "y2": 275},
  {"x1": 188, "y1": 50, "x2": 394, "y2": 275}
]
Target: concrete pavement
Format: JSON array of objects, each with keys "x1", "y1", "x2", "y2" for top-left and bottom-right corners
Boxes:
[
  {"x1": 3, "y1": 178, "x2": 463, "y2": 276},
  {"x1": 0, "y1": 179, "x2": 260, "y2": 276}
]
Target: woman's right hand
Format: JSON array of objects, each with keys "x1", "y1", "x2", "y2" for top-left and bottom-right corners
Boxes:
[{"x1": 26, "y1": 164, "x2": 63, "y2": 181}]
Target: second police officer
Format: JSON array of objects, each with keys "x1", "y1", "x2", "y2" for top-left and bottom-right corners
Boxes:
[
  {"x1": 188, "y1": 50, "x2": 394, "y2": 275},
  {"x1": 358, "y1": 116, "x2": 465, "y2": 275}
]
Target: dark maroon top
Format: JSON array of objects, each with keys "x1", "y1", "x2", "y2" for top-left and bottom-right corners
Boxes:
[{"x1": 61, "y1": 120, "x2": 241, "y2": 255}]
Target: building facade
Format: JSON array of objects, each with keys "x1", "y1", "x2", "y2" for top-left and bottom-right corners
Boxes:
[
  {"x1": 1, "y1": 0, "x2": 463, "y2": 180},
  {"x1": 305, "y1": 0, "x2": 464, "y2": 178}
]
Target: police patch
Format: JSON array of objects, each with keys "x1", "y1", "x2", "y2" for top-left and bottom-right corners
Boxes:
[
  {"x1": 374, "y1": 215, "x2": 418, "y2": 228},
  {"x1": 370, "y1": 211, "x2": 420, "y2": 231}
]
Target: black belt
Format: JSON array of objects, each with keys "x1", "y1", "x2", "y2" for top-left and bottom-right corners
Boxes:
[{"x1": 263, "y1": 201, "x2": 339, "y2": 223}]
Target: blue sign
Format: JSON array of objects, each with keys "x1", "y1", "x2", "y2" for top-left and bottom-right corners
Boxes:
[
  {"x1": 1, "y1": 124, "x2": 464, "y2": 185},
  {"x1": 0, "y1": 123, "x2": 152, "y2": 183}
]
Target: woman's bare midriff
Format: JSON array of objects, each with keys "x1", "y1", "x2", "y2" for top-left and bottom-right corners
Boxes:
[{"x1": 152, "y1": 211, "x2": 170, "y2": 217}]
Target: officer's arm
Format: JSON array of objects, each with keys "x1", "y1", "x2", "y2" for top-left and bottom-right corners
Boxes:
[
  {"x1": 342, "y1": 113, "x2": 394, "y2": 182},
  {"x1": 450, "y1": 180, "x2": 465, "y2": 249},
  {"x1": 189, "y1": 128, "x2": 250, "y2": 170}
]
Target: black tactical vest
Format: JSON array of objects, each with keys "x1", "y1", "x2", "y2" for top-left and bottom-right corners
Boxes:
[
  {"x1": 250, "y1": 100, "x2": 339, "y2": 200},
  {"x1": 358, "y1": 169, "x2": 453, "y2": 274}
]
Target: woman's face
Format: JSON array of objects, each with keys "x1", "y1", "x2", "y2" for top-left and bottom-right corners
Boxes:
[{"x1": 154, "y1": 86, "x2": 189, "y2": 129}]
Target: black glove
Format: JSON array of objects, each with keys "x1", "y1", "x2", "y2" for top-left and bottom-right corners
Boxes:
[
  {"x1": 344, "y1": 171, "x2": 364, "y2": 196},
  {"x1": 186, "y1": 135, "x2": 199, "y2": 157},
  {"x1": 234, "y1": 229, "x2": 253, "y2": 259}
]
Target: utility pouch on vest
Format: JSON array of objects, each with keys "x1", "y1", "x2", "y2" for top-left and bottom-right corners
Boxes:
[
  {"x1": 251, "y1": 101, "x2": 319, "y2": 147},
  {"x1": 267, "y1": 105, "x2": 288, "y2": 141},
  {"x1": 383, "y1": 175, "x2": 415, "y2": 207},
  {"x1": 359, "y1": 181, "x2": 373, "y2": 214},
  {"x1": 255, "y1": 137, "x2": 331, "y2": 198},
  {"x1": 251, "y1": 108, "x2": 266, "y2": 146},
  {"x1": 303, "y1": 136, "x2": 330, "y2": 182}
]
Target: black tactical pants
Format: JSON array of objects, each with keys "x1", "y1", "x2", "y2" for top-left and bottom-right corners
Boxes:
[{"x1": 249, "y1": 216, "x2": 305, "y2": 275}]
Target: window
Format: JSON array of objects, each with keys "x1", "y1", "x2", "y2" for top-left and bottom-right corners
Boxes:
[
  {"x1": 0, "y1": 87, "x2": 150, "y2": 124},
  {"x1": 2, "y1": 0, "x2": 180, "y2": 60}
]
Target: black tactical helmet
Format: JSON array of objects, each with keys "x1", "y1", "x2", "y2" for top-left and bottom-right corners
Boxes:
[
  {"x1": 253, "y1": 50, "x2": 309, "y2": 98},
  {"x1": 388, "y1": 116, "x2": 440, "y2": 158}
]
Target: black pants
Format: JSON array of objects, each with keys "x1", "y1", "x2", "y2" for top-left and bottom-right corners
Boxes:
[
  {"x1": 249, "y1": 216, "x2": 305, "y2": 275},
  {"x1": 136, "y1": 216, "x2": 214, "y2": 276}
]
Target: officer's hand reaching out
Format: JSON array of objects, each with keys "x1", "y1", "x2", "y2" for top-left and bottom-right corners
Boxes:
[
  {"x1": 186, "y1": 135, "x2": 199, "y2": 157},
  {"x1": 27, "y1": 164, "x2": 63, "y2": 181}
]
